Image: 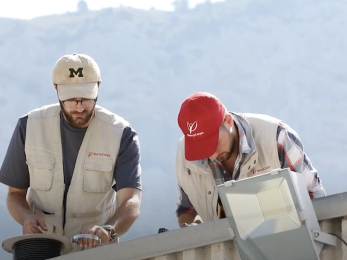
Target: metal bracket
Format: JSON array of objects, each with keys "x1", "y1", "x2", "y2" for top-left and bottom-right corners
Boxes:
[
  {"x1": 270, "y1": 168, "x2": 281, "y2": 175},
  {"x1": 298, "y1": 210, "x2": 307, "y2": 222},
  {"x1": 312, "y1": 230, "x2": 337, "y2": 249},
  {"x1": 71, "y1": 234, "x2": 101, "y2": 244},
  {"x1": 229, "y1": 228, "x2": 235, "y2": 239},
  {"x1": 225, "y1": 180, "x2": 236, "y2": 187}
]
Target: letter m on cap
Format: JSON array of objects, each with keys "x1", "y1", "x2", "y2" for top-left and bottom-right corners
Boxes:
[{"x1": 69, "y1": 68, "x2": 83, "y2": 78}]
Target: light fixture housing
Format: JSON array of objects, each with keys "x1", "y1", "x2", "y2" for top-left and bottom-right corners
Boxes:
[{"x1": 217, "y1": 168, "x2": 336, "y2": 260}]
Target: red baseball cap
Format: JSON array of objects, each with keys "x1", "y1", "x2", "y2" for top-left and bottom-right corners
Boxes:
[{"x1": 178, "y1": 92, "x2": 226, "y2": 161}]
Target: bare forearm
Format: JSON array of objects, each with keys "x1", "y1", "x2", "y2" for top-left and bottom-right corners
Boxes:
[
  {"x1": 6, "y1": 192, "x2": 31, "y2": 225},
  {"x1": 178, "y1": 212, "x2": 203, "y2": 227},
  {"x1": 6, "y1": 187, "x2": 47, "y2": 234},
  {"x1": 107, "y1": 196, "x2": 140, "y2": 237}
]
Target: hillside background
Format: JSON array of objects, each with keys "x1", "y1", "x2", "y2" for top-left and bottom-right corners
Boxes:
[{"x1": 1, "y1": 0, "x2": 347, "y2": 258}]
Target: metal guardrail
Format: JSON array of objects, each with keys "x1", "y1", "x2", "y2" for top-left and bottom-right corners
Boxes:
[
  {"x1": 54, "y1": 219, "x2": 232, "y2": 260},
  {"x1": 312, "y1": 192, "x2": 347, "y2": 221},
  {"x1": 53, "y1": 191, "x2": 347, "y2": 260}
]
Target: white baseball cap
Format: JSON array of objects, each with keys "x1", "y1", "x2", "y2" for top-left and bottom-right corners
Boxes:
[{"x1": 52, "y1": 53, "x2": 101, "y2": 101}]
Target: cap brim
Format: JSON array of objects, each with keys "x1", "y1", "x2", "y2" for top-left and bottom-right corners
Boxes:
[
  {"x1": 184, "y1": 129, "x2": 219, "y2": 161},
  {"x1": 57, "y1": 82, "x2": 98, "y2": 101},
  {"x1": 2, "y1": 234, "x2": 73, "y2": 254}
]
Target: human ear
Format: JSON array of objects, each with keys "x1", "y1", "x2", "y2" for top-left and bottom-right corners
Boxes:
[{"x1": 224, "y1": 114, "x2": 233, "y2": 128}]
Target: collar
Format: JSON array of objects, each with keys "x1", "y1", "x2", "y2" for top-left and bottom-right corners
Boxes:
[{"x1": 230, "y1": 112, "x2": 258, "y2": 157}]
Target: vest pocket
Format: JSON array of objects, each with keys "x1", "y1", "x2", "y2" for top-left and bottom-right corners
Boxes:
[
  {"x1": 26, "y1": 157, "x2": 55, "y2": 191},
  {"x1": 83, "y1": 158, "x2": 114, "y2": 193}
]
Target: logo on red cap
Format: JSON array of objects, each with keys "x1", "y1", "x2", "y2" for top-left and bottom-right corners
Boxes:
[
  {"x1": 187, "y1": 121, "x2": 198, "y2": 134},
  {"x1": 186, "y1": 121, "x2": 204, "y2": 137}
]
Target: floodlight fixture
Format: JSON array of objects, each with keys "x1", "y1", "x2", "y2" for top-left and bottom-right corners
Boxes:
[{"x1": 217, "y1": 168, "x2": 336, "y2": 260}]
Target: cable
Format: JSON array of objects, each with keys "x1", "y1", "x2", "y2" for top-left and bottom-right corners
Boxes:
[
  {"x1": 12, "y1": 238, "x2": 64, "y2": 260},
  {"x1": 329, "y1": 233, "x2": 347, "y2": 247}
]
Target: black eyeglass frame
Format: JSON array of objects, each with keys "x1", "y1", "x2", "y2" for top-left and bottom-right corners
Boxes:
[{"x1": 61, "y1": 98, "x2": 98, "y2": 108}]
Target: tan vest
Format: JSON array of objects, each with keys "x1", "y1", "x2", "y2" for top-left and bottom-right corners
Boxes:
[
  {"x1": 176, "y1": 113, "x2": 281, "y2": 222},
  {"x1": 25, "y1": 104, "x2": 128, "y2": 240}
]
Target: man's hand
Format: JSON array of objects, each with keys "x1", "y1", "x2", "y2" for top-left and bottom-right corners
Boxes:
[
  {"x1": 6, "y1": 187, "x2": 48, "y2": 234},
  {"x1": 22, "y1": 213, "x2": 48, "y2": 234},
  {"x1": 182, "y1": 222, "x2": 199, "y2": 227},
  {"x1": 178, "y1": 212, "x2": 203, "y2": 227},
  {"x1": 78, "y1": 225, "x2": 111, "y2": 249}
]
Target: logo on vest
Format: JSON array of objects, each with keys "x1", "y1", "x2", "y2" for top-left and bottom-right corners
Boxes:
[
  {"x1": 88, "y1": 152, "x2": 111, "y2": 158},
  {"x1": 186, "y1": 121, "x2": 204, "y2": 137},
  {"x1": 252, "y1": 166, "x2": 271, "y2": 175}
]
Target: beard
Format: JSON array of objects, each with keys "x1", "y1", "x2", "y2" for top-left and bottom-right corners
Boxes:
[
  {"x1": 217, "y1": 131, "x2": 237, "y2": 162},
  {"x1": 60, "y1": 103, "x2": 95, "y2": 129}
]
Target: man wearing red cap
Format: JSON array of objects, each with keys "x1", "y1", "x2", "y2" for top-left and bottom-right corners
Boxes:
[{"x1": 176, "y1": 92, "x2": 325, "y2": 226}]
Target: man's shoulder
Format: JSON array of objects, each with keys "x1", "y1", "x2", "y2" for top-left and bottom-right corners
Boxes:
[
  {"x1": 27, "y1": 104, "x2": 60, "y2": 118},
  {"x1": 234, "y1": 112, "x2": 282, "y2": 124},
  {"x1": 94, "y1": 105, "x2": 130, "y2": 129},
  {"x1": 19, "y1": 114, "x2": 28, "y2": 123},
  {"x1": 239, "y1": 113, "x2": 281, "y2": 146},
  {"x1": 232, "y1": 112, "x2": 282, "y2": 131},
  {"x1": 12, "y1": 115, "x2": 29, "y2": 135}
]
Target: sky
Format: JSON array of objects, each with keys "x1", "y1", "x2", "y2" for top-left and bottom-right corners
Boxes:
[{"x1": 0, "y1": 0, "x2": 224, "y2": 20}]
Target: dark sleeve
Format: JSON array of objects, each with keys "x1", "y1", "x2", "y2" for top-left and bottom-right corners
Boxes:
[
  {"x1": 113, "y1": 126, "x2": 142, "y2": 192},
  {"x1": 176, "y1": 186, "x2": 197, "y2": 217},
  {"x1": 0, "y1": 116, "x2": 30, "y2": 189}
]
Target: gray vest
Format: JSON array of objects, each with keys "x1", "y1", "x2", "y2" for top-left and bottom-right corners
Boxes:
[{"x1": 25, "y1": 104, "x2": 127, "y2": 245}]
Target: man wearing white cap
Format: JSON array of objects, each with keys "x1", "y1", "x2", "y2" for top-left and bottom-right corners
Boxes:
[{"x1": 0, "y1": 54, "x2": 142, "y2": 251}]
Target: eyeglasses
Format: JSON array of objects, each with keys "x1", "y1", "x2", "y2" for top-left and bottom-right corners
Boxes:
[{"x1": 61, "y1": 98, "x2": 97, "y2": 108}]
